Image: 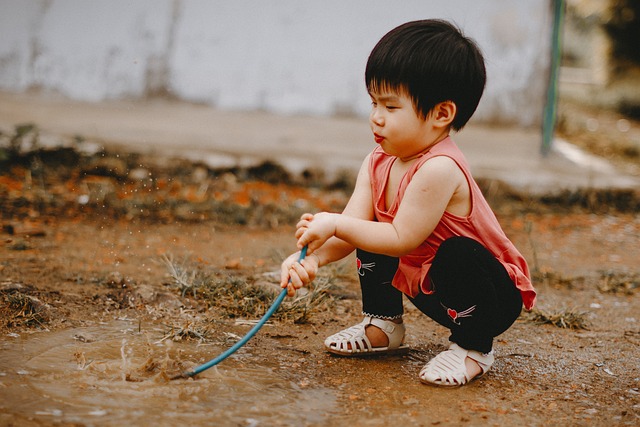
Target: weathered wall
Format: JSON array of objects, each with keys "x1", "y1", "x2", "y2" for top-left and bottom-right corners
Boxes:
[{"x1": 0, "y1": 0, "x2": 554, "y2": 126}]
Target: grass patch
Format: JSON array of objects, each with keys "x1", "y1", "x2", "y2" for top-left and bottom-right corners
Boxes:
[
  {"x1": 157, "y1": 321, "x2": 212, "y2": 343},
  {"x1": 531, "y1": 270, "x2": 580, "y2": 289},
  {"x1": 597, "y1": 272, "x2": 639, "y2": 295},
  {"x1": 1, "y1": 291, "x2": 50, "y2": 328},
  {"x1": 160, "y1": 254, "x2": 210, "y2": 297},
  {"x1": 524, "y1": 307, "x2": 590, "y2": 330},
  {"x1": 279, "y1": 277, "x2": 336, "y2": 324},
  {"x1": 161, "y1": 254, "x2": 338, "y2": 324}
]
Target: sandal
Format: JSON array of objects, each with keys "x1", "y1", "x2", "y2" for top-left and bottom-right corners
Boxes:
[
  {"x1": 324, "y1": 316, "x2": 409, "y2": 356},
  {"x1": 419, "y1": 343, "x2": 494, "y2": 387}
]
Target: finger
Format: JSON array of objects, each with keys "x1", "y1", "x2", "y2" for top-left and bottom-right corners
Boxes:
[
  {"x1": 307, "y1": 241, "x2": 321, "y2": 255},
  {"x1": 295, "y1": 219, "x2": 310, "y2": 230},
  {"x1": 291, "y1": 261, "x2": 309, "y2": 284},
  {"x1": 289, "y1": 264, "x2": 304, "y2": 289},
  {"x1": 294, "y1": 226, "x2": 307, "y2": 239},
  {"x1": 298, "y1": 227, "x2": 315, "y2": 246},
  {"x1": 297, "y1": 236, "x2": 308, "y2": 250},
  {"x1": 297, "y1": 230, "x2": 313, "y2": 249},
  {"x1": 286, "y1": 282, "x2": 296, "y2": 297},
  {"x1": 301, "y1": 255, "x2": 318, "y2": 267},
  {"x1": 283, "y1": 261, "x2": 300, "y2": 295},
  {"x1": 300, "y1": 259, "x2": 317, "y2": 281},
  {"x1": 280, "y1": 262, "x2": 292, "y2": 288},
  {"x1": 280, "y1": 253, "x2": 298, "y2": 287}
]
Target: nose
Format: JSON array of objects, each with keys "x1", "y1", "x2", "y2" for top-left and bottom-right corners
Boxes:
[{"x1": 370, "y1": 106, "x2": 384, "y2": 126}]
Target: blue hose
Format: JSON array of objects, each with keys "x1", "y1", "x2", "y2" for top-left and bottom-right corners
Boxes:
[{"x1": 172, "y1": 246, "x2": 307, "y2": 379}]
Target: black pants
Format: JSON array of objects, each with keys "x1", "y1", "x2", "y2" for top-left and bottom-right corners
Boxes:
[{"x1": 358, "y1": 236, "x2": 523, "y2": 353}]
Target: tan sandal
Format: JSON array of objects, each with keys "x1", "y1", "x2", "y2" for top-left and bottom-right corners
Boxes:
[
  {"x1": 419, "y1": 343, "x2": 494, "y2": 387},
  {"x1": 324, "y1": 316, "x2": 409, "y2": 356}
]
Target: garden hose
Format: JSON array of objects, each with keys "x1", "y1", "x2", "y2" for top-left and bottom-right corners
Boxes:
[{"x1": 171, "y1": 246, "x2": 307, "y2": 380}]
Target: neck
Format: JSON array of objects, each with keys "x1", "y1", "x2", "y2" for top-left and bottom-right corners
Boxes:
[{"x1": 398, "y1": 132, "x2": 450, "y2": 162}]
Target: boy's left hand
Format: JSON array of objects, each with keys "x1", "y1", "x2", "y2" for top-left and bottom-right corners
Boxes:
[
  {"x1": 280, "y1": 249, "x2": 318, "y2": 297},
  {"x1": 296, "y1": 212, "x2": 337, "y2": 254}
]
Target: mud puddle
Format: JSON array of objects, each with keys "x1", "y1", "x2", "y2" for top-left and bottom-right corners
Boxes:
[{"x1": 0, "y1": 320, "x2": 337, "y2": 426}]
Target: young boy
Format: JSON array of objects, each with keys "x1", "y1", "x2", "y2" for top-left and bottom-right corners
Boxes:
[{"x1": 280, "y1": 19, "x2": 536, "y2": 387}]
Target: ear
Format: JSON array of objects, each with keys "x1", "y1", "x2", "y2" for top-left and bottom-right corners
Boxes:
[{"x1": 432, "y1": 101, "x2": 456, "y2": 128}]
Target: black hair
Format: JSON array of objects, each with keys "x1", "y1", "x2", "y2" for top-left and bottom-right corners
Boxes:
[{"x1": 365, "y1": 19, "x2": 486, "y2": 131}]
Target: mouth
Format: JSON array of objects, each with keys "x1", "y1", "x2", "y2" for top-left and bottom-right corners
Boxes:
[{"x1": 373, "y1": 133, "x2": 384, "y2": 144}]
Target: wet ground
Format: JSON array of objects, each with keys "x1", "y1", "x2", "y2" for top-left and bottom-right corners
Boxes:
[
  {"x1": 1, "y1": 319, "x2": 338, "y2": 426},
  {"x1": 1, "y1": 98, "x2": 640, "y2": 425}
]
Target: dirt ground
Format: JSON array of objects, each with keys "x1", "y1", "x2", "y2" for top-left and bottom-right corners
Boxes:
[{"x1": 1, "y1": 109, "x2": 639, "y2": 426}]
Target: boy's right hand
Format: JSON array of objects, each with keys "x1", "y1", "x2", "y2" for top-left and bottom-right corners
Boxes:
[{"x1": 280, "y1": 250, "x2": 319, "y2": 297}]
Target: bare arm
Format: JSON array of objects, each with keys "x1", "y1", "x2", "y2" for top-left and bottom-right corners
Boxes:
[
  {"x1": 280, "y1": 154, "x2": 375, "y2": 294},
  {"x1": 297, "y1": 156, "x2": 466, "y2": 257}
]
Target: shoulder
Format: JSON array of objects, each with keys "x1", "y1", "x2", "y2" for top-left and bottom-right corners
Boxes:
[
  {"x1": 412, "y1": 155, "x2": 466, "y2": 189},
  {"x1": 416, "y1": 155, "x2": 461, "y2": 176},
  {"x1": 355, "y1": 152, "x2": 374, "y2": 182}
]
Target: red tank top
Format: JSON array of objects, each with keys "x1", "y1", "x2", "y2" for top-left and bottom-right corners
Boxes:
[{"x1": 369, "y1": 137, "x2": 536, "y2": 309}]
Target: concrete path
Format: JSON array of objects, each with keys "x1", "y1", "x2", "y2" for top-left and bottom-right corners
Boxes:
[{"x1": 1, "y1": 91, "x2": 638, "y2": 194}]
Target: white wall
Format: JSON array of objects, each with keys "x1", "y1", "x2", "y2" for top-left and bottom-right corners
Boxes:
[{"x1": 0, "y1": 0, "x2": 553, "y2": 126}]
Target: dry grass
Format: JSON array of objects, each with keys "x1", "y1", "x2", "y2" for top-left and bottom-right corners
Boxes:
[
  {"x1": 525, "y1": 307, "x2": 590, "y2": 330},
  {"x1": 1, "y1": 291, "x2": 50, "y2": 328},
  {"x1": 531, "y1": 270, "x2": 580, "y2": 289},
  {"x1": 280, "y1": 277, "x2": 336, "y2": 324},
  {"x1": 160, "y1": 254, "x2": 338, "y2": 324},
  {"x1": 597, "y1": 272, "x2": 639, "y2": 295},
  {"x1": 156, "y1": 321, "x2": 212, "y2": 343},
  {"x1": 159, "y1": 254, "x2": 211, "y2": 297}
]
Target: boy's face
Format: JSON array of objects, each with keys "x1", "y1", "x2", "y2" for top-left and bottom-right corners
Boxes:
[{"x1": 368, "y1": 89, "x2": 444, "y2": 160}]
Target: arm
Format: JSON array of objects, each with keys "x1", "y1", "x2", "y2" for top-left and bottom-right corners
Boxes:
[
  {"x1": 297, "y1": 156, "x2": 466, "y2": 257},
  {"x1": 280, "y1": 154, "x2": 375, "y2": 295}
]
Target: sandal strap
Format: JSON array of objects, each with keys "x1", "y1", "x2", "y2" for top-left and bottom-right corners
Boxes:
[
  {"x1": 324, "y1": 316, "x2": 406, "y2": 354},
  {"x1": 327, "y1": 321, "x2": 373, "y2": 353},
  {"x1": 366, "y1": 317, "x2": 406, "y2": 349},
  {"x1": 419, "y1": 343, "x2": 494, "y2": 387},
  {"x1": 466, "y1": 348, "x2": 495, "y2": 374}
]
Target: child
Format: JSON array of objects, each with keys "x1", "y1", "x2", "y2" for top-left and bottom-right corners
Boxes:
[{"x1": 280, "y1": 19, "x2": 536, "y2": 387}]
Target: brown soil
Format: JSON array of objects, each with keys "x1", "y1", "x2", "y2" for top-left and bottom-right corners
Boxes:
[{"x1": 1, "y1": 126, "x2": 639, "y2": 426}]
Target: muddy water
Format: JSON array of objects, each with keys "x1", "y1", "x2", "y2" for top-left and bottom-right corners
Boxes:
[{"x1": 0, "y1": 320, "x2": 337, "y2": 426}]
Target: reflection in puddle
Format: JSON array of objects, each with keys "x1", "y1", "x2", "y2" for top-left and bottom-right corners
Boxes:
[{"x1": 0, "y1": 320, "x2": 337, "y2": 426}]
